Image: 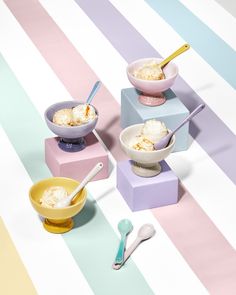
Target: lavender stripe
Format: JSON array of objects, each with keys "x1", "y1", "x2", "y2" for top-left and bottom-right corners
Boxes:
[{"x1": 75, "y1": 0, "x2": 236, "y2": 184}]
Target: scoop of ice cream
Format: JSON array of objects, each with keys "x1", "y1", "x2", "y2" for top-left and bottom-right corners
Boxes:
[
  {"x1": 133, "y1": 61, "x2": 165, "y2": 80},
  {"x1": 72, "y1": 104, "x2": 96, "y2": 125},
  {"x1": 53, "y1": 109, "x2": 73, "y2": 126},
  {"x1": 40, "y1": 186, "x2": 68, "y2": 208},
  {"x1": 141, "y1": 119, "x2": 168, "y2": 144},
  {"x1": 131, "y1": 119, "x2": 168, "y2": 151},
  {"x1": 131, "y1": 135, "x2": 154, "y2": 151}
]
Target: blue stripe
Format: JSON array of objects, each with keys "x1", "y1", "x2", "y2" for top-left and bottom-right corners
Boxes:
[{"x1": 145, "y1": 0, "x2": 236, "y2": 89}]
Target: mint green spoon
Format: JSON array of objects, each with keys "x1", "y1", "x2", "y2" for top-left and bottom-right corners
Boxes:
[{"x1": 114, "y1": 219, "x2": 133, "y2": 264}]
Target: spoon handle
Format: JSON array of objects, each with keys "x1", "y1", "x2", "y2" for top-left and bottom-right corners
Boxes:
[
  {"x1": 54, "y1": 162, "x2": 103, "y2": 208},
  {"x1": 86, "y1": 81, "x2": 101, "y2": 105},
  {"x1": 114, "y1": 234, "x2": 127, "y2": 264},
  {"x1": 158, "y1": 44, "x2": 190, "y2": 69},
  {"x1": 171, "y1": 104, "x2": 205, "y2": 135},
  {"x1": 69, "y1": 162, "x2": 103, "y2": 201},
  {"x1": 113, "y1": 238, "x2": 141, "y2": 270}
]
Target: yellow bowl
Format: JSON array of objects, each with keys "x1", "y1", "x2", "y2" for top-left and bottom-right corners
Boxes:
[{"x1": 29, "y1": 177, "x2": 87, "y2": 234}]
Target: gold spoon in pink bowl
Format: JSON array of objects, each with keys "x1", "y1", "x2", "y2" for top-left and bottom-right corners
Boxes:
[
  {"x1": 158, "y1": 43, "x2": 190, "y2": 71},
  {"x1": 127, "y1": 44, "x2": 190, "y2": 106}
]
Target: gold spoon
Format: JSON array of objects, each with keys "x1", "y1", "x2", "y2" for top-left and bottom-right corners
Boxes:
[{"x1": 158, "y1": 43, "x2": 190, "y2": 69}]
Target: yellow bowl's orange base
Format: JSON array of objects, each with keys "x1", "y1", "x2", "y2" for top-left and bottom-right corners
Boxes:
[{"x1": 43, "y1": 218, "x2": 74, "y2": 234}]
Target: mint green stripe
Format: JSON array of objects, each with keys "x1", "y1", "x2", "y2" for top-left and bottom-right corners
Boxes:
[
  {"x1": 0, "y1": 54, "x2": 154, "y2": 294},
  {"x1": 145, "y1": 0, "x2": 236, "y2": 89}
]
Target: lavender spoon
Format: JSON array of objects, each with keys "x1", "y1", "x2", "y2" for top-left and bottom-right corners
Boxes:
[{"x1": 154, "y1": 103, "x2": 205, "y2": 150}]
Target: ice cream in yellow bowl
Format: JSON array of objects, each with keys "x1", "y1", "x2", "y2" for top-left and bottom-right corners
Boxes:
[{"x1": 29, "y1": 177, "x2": 87, "y2": 233}]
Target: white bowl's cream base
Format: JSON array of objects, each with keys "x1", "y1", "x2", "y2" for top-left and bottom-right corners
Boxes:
[{"x1": 132, "y1": 161, "x2": 161, "y2": 177}]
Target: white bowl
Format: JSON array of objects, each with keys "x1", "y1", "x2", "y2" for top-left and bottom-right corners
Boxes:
[{"x1": 120, "y1": 123, "x2": 175, "y2": 177}]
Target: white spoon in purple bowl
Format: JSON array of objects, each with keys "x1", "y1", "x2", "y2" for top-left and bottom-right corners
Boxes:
[{"x1": 154, "y1": 103, "x2": 205, "y2": 150}]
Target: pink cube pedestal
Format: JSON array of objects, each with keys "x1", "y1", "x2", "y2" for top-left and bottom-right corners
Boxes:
[
  {"x1": 117, "y1": 160, "x2": 179, "y2": 211},
  {"x1": 45, "y1": 133, "x2": 109, "y2": 181}
]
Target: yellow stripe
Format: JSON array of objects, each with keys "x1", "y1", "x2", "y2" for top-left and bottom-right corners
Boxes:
[{"x1": 0, "y1": 217, "x2": 37, "y2": 295}]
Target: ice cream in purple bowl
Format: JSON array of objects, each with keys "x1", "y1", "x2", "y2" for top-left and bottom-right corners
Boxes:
[{"x1": 45, "y1": 101, "x2": 98, "y2": 152}]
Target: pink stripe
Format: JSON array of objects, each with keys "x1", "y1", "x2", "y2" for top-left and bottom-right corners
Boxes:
[
  {"x1": 5, "y1": 0, "x2": 236, "y2": 293},
  {"x1": 152, "y1": 186, "x2": 236, "y2": 295}
]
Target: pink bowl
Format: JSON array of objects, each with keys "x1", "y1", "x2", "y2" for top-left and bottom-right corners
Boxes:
[{"x1": 127, "y1": 58, "x2": 178, "y2": 96}]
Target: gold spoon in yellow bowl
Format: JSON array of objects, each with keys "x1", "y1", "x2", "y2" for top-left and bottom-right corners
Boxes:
[{"x1": 159, "y1": 43, "x2": 190, "y2": 69}]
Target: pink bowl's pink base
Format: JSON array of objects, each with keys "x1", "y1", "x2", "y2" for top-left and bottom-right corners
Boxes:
[{"x1": 138, "y1": 93, "x2": 166, "y2": 106}]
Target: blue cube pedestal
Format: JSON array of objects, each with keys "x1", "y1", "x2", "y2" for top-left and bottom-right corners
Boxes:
[
  {"x1": 121, "y1": 87, "x2": 190, "y2": 151},
  {"x1": 117, "y1": 160, "x2": 179, "y2": 211}
]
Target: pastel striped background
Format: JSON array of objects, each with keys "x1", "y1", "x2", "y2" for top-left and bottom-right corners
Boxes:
[{"x1": 0, "y1": 1, "x2": 236, "y2": 294}]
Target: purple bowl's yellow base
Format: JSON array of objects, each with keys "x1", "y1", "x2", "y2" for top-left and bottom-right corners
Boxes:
[
  {"x1": 138, "y1": 93, "x2": 166, "y2": 106},
  {"x1": 43, "y1": 218, "x2": 73, "y2": 234},
  {"x1": 45, "y1": 133, "x2": 109, "y2": 181}
]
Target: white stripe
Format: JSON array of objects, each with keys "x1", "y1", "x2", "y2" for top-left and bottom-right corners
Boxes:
[
  {"x1": 180, "y1": 0, "x2": 236, "y2": 50},
  {"x1": 109, "y1": 0, "x2": 236, "y2": 136},
  {"x1": 39, "y1": 0, "x2": 236, "y2": 247},
  {"x1": 0, "y1": 1, "x2": 208, "y2": 294},
  {"x1": 0, "y1": 129, "x2": 94, "y2": 295}
]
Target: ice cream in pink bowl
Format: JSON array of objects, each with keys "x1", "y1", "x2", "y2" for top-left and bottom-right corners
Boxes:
[{"x1": 126, "y1": 57, "x2": 178, "y2": 106}]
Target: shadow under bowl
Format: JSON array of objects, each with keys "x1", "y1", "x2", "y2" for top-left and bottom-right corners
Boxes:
[
  {"x1": 44, "y1": 101, "x2": 98, "y2": 152},
  {"x1": 127, "y1": 58, "x2": 178, "y2": 106},
  {"x1": 120, "y1": 123, "x2": 175, "y2": 177},
  {"x1": 29, "y1": 177, "x2": 87, "y2": 233}
]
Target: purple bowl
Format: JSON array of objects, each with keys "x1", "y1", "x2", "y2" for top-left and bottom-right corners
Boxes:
[{"x1": 44, "y1": 101, "x2": 98, "y2": 152}]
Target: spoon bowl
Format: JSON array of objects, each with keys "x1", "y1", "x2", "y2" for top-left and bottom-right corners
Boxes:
[
  {"x1": 114, "y1": 219, "x2": 133, "y2": 264},
  {"x1": 137, "y1": 223, "x2": 156, "y2": 240},
  {"x1": 118, "y1": 219, "x2": 133, "y2": 233}
]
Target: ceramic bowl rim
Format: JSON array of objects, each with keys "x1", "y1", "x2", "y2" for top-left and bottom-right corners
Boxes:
[
  {"x1": 126, "y1": 57, "x2": 178, "y2": 83},
  {"x1": 29, "y1": 176, "x2": 87, "y2": 211},
  {"x1": 44, "y1": 100, "x2": 99, "y2": 129}
]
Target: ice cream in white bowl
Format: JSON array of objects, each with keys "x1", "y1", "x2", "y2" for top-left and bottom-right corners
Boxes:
[{"x1": 120, "y1": 120, "x2": 175, "y2": 177}]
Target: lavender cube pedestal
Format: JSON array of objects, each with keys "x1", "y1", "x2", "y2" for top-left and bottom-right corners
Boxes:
[
  {"x1": 45, "y1": 132, "x2": 109, "y2": 181},
  {"x1": 117, "y1": 160, "x2": 179, "y2": 211}
]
